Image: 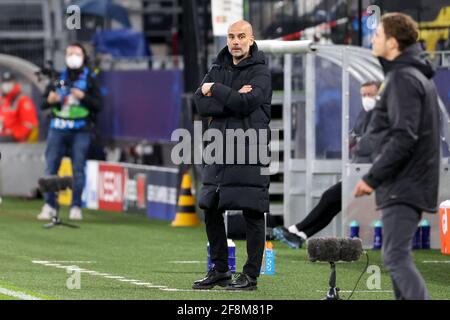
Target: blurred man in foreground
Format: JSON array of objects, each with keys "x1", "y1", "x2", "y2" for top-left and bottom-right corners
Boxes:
[{"x1": 354, "y1": 13, "x2": 440, "y2": 300}]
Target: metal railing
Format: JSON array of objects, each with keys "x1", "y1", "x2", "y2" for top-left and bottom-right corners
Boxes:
[
  {"x1": 431, "y1": 51, "x2": 450, "y2": 68},
  {"x1": 257, "y1": 40, "x2": 450, "y2": 248}
]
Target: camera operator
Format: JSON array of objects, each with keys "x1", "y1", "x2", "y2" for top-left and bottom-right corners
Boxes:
[{"x1": 37, "y1": 43, "x2": 102, "y2": 221}]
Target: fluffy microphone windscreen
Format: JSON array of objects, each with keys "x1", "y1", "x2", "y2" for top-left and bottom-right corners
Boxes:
[
  {"x1": 307, "y1": 237, "x2": 363, "y2": 262},
  {"x1": 38, "y1": 176, "x2": 73, "y2": 192},
  {"x1": 339, "y1": 238, "x2": 363, "y2": 262},
  {"x1": 307, "y1": 237, "x2": 341, "y2": 262}
]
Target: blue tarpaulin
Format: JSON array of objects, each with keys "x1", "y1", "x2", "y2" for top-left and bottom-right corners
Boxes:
[
  {"x1": 72, "y1": 0, "x2": 131, "y2": 28},
  {"x1": 93, "y1": 29, "x2": 152, "y2": 58}
]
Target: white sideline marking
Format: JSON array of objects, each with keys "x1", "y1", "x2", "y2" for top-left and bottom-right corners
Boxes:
[
  {"x1": 131, "y1": 282, "x2": 153, "y2": 286},
  {"x1": 32, "y1": 261, "x2": 171, "y2": 291},
  {"x1": 118, "y1": 279, "x2": 140, "y2": 282},
  {"x1": 42, "y1": 263, "x2": 61, "y2": 267},
  {"x1": 422, "y1": 260, "x2": 450, "y2": 264},
  {"x1": 48, "y1": 261, "x2": 96, "y2": 264},
  {"x1": 0, "y1": 287, "x2": 43, "y2": 300}
]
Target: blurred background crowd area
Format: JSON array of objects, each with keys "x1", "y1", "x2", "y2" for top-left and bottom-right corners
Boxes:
[{"x1": 0, "y1": 0, "x2": 449, "y2": 168}]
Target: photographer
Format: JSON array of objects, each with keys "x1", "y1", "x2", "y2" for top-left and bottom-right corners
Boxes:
[{"x1": 37, "y1": 43, "x2": 102, "y2": 221}]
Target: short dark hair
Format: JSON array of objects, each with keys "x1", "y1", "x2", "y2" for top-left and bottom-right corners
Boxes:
[
  {"x1": 361, "y1": 81, "x2": 381, "y2": 89},
  {"x1": 66, "y1": 42, "x2": 90, "y2": 65},
  {"x1": 67, "y1": 42, "x2": 87, "y2": 56},
  {"x1": 381, "y1": 13, "x2": 419, "y2": 51}
]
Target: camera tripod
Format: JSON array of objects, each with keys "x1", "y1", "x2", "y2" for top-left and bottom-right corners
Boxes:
[{"x1": 39, "y1": 176, "x2": 79, "y2": 229}]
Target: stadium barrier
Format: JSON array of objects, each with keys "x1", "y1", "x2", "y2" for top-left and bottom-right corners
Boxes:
[{"x1": 81, "y1": 160, "x2": 179, "y2": 221}]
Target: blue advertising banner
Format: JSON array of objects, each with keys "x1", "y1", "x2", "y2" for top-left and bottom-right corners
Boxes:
[
  {"x1": 82, "y1": 160, "x2": 180, "y2": 221},
  {"x1": 146, "y1": 168, "x2": 179, "y2": 221},
  {"x1": 122, "y1": 165, "x2": 149, "y2": 214},
  {"x1": 98, "y1": 70, "x2": 183, "y2": 142},
  {"x1": 434, "y1": 69, "x2": 450, "y2": 115}
]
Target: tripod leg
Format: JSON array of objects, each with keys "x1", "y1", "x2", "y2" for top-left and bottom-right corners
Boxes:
[
  {"x1": 324, "y1": 262, "x2": 340, "y2": 300},
  {"x1": 43, "y1": 205, "x2": 79, "y2": 229},
  {"x1": 329, "y1": 262, "x2": 336, "y2": 288}
]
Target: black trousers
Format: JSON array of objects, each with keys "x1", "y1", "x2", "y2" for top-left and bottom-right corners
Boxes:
[
  {"x1": 295, "y1": 181, "x2": 342, "y2": 237},
  {"x1": 205, "y1": 205, "x2": 265, "y2": 279}
]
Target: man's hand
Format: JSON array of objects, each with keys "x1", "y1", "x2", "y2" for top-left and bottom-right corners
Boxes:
[
  {"x1": 353, "y1": 179, "x2": 374, "y2": 197},
  {"x1": 47, "y1": 91, "x2": 61, "y2": 104},
  {"x1": 202, "y1": 82, "x2": 214, "y2": 96},
  {"x1": 71, "y1": 88, "x2": 85, "y2": 100},
  {"x1": 239, "y1": 85, "x2": 252, "y2": 94}
]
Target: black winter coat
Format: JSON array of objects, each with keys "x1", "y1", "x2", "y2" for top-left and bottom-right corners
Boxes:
[
  {"x1": 193, "y1": 43, "x2": 272, "y2": 213},
  {"x1": 351, "y1": 109, "x2": 374, "y2": 163},
  {"x1": 362, "y1": 43, "x2": 441, "y2": 213}
]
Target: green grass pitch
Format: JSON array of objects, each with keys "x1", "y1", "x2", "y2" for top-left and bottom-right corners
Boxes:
[{"x1": 0, "y1": 197, "x2": 449, "y2": 300}]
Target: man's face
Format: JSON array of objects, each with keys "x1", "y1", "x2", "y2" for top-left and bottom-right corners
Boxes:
[
  {"x1": 360, "y1": 84, "x2": 378, "y2": 98},
  {"x1": 371, "y1": 24, "x2": 388, "y2": 57},
  {"x1": 227, "y1": 22, "x2": 254, "y2": 62},
  {"x1": 66, "y1": 46, "x2": 84, "y2": 60},
  {"x1": 1, "y1": 80, "x2": 15, "y2": 95},
  {"x1": 65, "y1": 45, "x2": 85, "y2": 69},
  {"x1": 371, "y1": 23, "x2": 398, "y2": 59}
]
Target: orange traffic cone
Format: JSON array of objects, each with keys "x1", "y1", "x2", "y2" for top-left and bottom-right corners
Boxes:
[{"x1": 171, "y1": 172, "x2": 201, "y2": 227}]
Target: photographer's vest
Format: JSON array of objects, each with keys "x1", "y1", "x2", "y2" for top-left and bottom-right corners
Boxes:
[{"x1": 50, "y1": 67, "x2": 92, "y2": 130}]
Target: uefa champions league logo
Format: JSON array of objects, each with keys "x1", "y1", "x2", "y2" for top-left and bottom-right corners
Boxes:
[{"x1": 366, "y1": 5, "x2": 381, "y2": 30}]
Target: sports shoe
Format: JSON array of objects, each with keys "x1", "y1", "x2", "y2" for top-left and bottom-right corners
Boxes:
[
  {"x1": 37, "y1": 204, "x2": 56, "y2": 220},
  {"x1": 273, "y1": 226, "x2": 305, "y2": 249},
  {"x1": 192, "y1": 267, "x2": 232, "y2": 290},
  {"x1": 69, "y1": 206, "x2": 83, "y2": 220},
  {"x1": 226, "y1": 273, "x2": 257, "y2": 291}
]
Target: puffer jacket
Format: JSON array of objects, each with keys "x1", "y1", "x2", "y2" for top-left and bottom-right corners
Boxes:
[{"x1": 193, "y1": 43, "x2": 272, "y2": 213}]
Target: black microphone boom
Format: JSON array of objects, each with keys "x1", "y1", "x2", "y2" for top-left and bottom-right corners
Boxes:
[
  {"x1": 306, "y1": 237, "x2": 364, "y2": 300},
  {"x1": 38, "y1": 176, "x2": 73, "y2": 193},
  {"x1": 37, "y1": 176, "x2": 78, "y2": 229}
]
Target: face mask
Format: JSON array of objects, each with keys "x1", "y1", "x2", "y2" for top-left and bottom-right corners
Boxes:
[
  {"x1": 1, "y1": 82, "x2": 14, "y2": 94},
  {"x1": 66, "y1": 55, "x2": 84, "y2": 69},
  {"x1": 362, "y1": 97, "x2": 376, "y2": 112}
]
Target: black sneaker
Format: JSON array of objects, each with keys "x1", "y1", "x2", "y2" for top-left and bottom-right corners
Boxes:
[
  {"x1": 226, "y1": 273, "x2": 257, "y2": 291},
  {"x1": 273, "y1": 226, "x2": 305, "y2": 249},
  {"x1": 192, "y1": 268, "x2": 232, "y2": 290}
]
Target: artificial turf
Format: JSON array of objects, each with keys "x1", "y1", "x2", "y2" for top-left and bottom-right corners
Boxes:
[{"x1": 0, "y1": 197, "x2": 449, "y2": 300}]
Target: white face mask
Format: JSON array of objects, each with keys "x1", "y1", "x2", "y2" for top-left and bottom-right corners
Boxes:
[
  {"x1": 66, "y1": 55, "x2": 84, "y2": 69},
  {"x1": 362, "y1": 97, "x2": 376, "y2": 112},
  {"x1": 1, "y1": 82, "x2": 14, "y2": 94}
]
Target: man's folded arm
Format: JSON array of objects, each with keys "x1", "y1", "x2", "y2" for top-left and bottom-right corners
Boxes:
[
  {"x1": 210, "y1": 69, "x2": 270, "y2": 116},
  {"x1": 193, "y1": 72, "x2": 230, "y2": 118}
]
